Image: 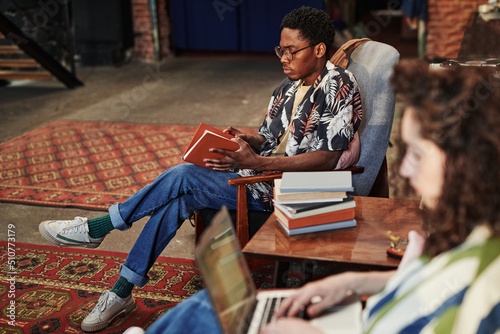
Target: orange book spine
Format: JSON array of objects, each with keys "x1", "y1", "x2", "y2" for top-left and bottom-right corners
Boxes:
[{"x1": 274, "y1": 206, "x2": 355, "y2": 229}]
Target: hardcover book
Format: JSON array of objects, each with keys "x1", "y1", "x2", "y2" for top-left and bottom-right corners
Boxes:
[
  {"x1": 279, "y1": 171, "x2": 354, "y2": 193},
  {"x1": 274, "y1": 205, "x2": 356, "y2": 229},
  {"x1": 274, "y1": 179, "x2": 346, "y2": 204},
  {"x1": 277, "y1": 218, "x2": 357, "y2": 236},
  {"x1": 274, "y1": 196, "x2": 356, "y2": 219},
  {"x1": 182, "y1": 123, "x2": 239, "y2": 169}
]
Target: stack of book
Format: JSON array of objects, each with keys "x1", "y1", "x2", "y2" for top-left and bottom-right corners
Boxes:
[{"x1": 273, "y1": 171, "x2": 357, "y2": 235}]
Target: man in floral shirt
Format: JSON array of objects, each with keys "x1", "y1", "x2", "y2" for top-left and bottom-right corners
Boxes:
[
  {"x1": 237, "y1": 37, "x2": 362, "y2": 208},
  {"x1": 38, "y1": 6, "x2": 362, "y2": 332}
]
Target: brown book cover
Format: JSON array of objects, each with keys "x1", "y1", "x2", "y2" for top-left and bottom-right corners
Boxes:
[
  {"x1": 274, "y1": 205, "x2": 355, "y2": 229},
  {"x1": 182, "y1": 123, "x2": 239, "y2": 169}
]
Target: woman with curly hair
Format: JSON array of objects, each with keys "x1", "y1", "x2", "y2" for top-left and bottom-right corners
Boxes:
[{"x1": 261, "y1": 59, "x2": 500, "y2": 333}]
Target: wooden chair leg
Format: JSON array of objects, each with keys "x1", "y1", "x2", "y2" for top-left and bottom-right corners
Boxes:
[
  {"x1": 194, "y1": 213, "x2": 205, "y2": 244},
  {"x1": 235, "y1": 184, "x2": 249, "y2": 248}
]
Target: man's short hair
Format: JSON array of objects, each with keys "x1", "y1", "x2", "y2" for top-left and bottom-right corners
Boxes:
[{"x1": 281, "y1": 6, "x2": 335, "y2": 55}]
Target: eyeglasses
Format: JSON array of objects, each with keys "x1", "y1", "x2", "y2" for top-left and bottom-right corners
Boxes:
[{"x1": 275, "y1": 44, "x2": 315, "y2": 61}]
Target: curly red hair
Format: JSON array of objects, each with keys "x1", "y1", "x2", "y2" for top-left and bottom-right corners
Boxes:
[{"x1": 391, "y1": 59, "x2": 500, "y2": 257}]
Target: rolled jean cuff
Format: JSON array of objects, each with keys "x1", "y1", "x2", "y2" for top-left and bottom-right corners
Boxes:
[
  {"x1": 120, "y1": 264, "x2": 149, "y2": 287},
  {"x1": 109, "y1": 202, "x2": 130, "y2": 231}
]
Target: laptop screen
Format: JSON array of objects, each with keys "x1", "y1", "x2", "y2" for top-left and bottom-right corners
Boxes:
[{"x1": 195, "y1": 207, "x2": 257, "y2": 334}]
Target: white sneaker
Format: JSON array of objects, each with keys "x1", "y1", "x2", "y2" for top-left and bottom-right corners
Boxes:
[
  {"x1": 81, "y1": 291, "x2": 136, "y2": 332},
  {"x1": 123, "y1": 326, "x2": 145, "y2": 334},
  {"x1": 39, "y1": 217, "x2": 104, "y2": 248}
]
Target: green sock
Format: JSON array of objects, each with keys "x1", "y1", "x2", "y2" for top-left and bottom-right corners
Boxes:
[
  {"x1": 87, "y1": 215, "x2": 114, "y2": 239},
  {"x1": 110, "y1": 276, "x2": 134, "y2": 298}
]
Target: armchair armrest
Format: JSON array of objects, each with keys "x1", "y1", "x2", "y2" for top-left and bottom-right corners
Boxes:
[
  {"x1": 340, "y1": 166, "x2": 364, "y2": 174},
  {"x1": 227, "y1": 166, "x2": 363, "y2": 186},
  {"x1": 229, "y1": 172, "x2": 282, "y2": 246},
  {"x1": 228, "y1": 172, "x2": 283, "y2": 186}
]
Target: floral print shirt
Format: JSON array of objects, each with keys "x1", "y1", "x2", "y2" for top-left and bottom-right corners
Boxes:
[{"x1": 238, "y1": 61, "x2": 362, "y2": 211}]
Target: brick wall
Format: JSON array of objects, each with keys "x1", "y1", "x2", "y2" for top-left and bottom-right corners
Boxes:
[
  {"x1": 426, "y1": 0, "x2": 485, "y2": 59},
  {"x1": 131, "y1": 0, "x2": 171, "y2": 62}
]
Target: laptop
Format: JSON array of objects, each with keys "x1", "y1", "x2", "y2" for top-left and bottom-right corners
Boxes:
[{"x1": 195, "y1": 206, "x2": 362, "y2": 334}]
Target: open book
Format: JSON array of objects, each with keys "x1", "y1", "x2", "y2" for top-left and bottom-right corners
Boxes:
[{"x1": 182, "y1": 123, "x2": 239, "y2": 169}]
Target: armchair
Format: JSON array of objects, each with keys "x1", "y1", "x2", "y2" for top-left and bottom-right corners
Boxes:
[
  {"x1": 195, "y1": 40, "x2": 400, "y2": 252},
  {"x1": 349, "y1": 40, "x2": 400, "y2": 197}
]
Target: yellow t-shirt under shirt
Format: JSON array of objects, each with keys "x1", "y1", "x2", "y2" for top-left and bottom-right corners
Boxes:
[{"x1": 271, "y1": 81, "x2": 311, "y2": 156}]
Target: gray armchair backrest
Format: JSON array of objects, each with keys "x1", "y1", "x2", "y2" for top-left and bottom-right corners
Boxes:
[{"x1": 347, "y1": 41, "x2": 400, "y2": 196}]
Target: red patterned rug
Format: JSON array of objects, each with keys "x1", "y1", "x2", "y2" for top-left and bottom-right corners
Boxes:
[
  {"x1": 0, "y1": 242, "x2": 288, "y2": 334},
  {"x1": 0, "y1": 120, "x2": 256, "y2": 211}
]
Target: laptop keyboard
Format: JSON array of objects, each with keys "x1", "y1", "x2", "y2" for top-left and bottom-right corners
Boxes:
[
  {"x1": 247, "y1": 294, "x2": 308, "y2": 334},
  {"x1": 259, "y1": 297, "x2": 286, "y2": 329},
  {"x1": 246, "y1": 296, "x2": 285, "y2": 333}
]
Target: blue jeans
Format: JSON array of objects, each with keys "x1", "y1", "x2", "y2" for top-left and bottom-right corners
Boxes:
[
  {"x1": 108, "y1": 163, "x2": 267, "y2": 287},
  {"x1": 146, "y1": 290, "x2": 221, "y2": 334}
]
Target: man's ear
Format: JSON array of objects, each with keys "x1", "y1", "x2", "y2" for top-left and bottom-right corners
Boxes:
[{"x1": 315, "y1": 42, "x2": 327, "y2": 59}]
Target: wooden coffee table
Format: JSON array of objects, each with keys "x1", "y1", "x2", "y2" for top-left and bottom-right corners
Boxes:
[{"x1": 243, "y1": 197, "x2": 423, "y2": 284}]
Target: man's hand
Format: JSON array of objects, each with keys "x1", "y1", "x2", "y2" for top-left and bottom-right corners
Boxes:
[
  {"x1": 222, "y1": 126, "x2": 244, "y2": 137},
  {"x1": 223, "y1": 127, "x2": 266, "y2": 151},
  {"x1": 204, "y1": 137, "x2": 263, "y2": 171}
]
